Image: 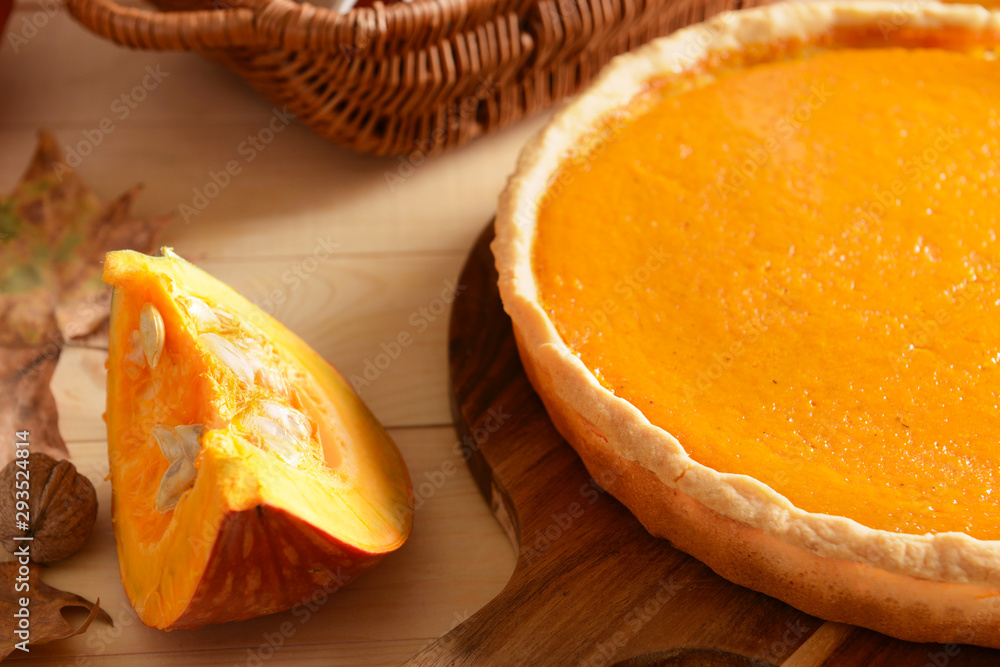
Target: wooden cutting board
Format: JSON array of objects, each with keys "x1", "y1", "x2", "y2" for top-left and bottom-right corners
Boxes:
[{"x1": 403, "y1": 221, "x2": 1000, "y2": 667}]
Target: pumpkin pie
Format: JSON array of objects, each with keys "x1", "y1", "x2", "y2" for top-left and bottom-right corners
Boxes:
[{"x1": 494, "y1": 1, "x2": 1000, "y2": 646}]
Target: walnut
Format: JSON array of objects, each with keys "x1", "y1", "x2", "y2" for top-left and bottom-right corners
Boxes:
[{"x1": 0, "y1": 453, "x2": 98, "y2": 563}]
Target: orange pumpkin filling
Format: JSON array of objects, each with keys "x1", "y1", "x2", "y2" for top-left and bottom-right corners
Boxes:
[{"x1": 534, "y1": 45, "x2": 1000, "y2": 538}]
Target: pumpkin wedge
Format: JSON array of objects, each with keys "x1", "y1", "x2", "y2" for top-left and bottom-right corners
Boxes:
[{"x1": 103, "y1": 248, "x2": 413, "y2": 630}]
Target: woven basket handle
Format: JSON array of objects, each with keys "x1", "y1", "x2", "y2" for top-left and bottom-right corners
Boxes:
[{"x1": 65, "y1": 0, "x2": 268, "y2": 50}]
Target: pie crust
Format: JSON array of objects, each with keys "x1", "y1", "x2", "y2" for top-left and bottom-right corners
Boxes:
[{"x1": 493, "y1": 1, "x2": 1000, "y2": 646}]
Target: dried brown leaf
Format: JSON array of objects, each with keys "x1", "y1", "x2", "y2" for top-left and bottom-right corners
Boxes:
[
  {"x1": 2, "y1": 131, "x2": 172, "y2": 343},
  {"x1": 0, "y1": 561, "x2": 112, "y2": 659},
  {"x1": 0, "y1": 130, "x2": 172, "y2": 463},
  {"x1": 0, "y1": 349, "x2": 65, "y2": 464}
]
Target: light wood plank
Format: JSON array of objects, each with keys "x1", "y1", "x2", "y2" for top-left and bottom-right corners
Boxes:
[
  {"x1": 4, "y1": 428, "x2": 516, "y2": 665},
  {"x1": 50, "y1": 344, "x2": 109, "y2": 443},
  {"x1": 782, "y1": 621, "x2": 855, "y2": 667},
  {"x1": 8, "y1": 639, "x2": 433, "y2": 666},
  {"x1": 0, "y1": 117, "x2": 541, "y2": 256},
  {"x1": 1, "y1": 10, "x2": 269, "y2": 127},
  {"x1": 0, "y1": 11, "x2": 551, "y2": 258},
  {"x1": 1, "y1": 1, "x2": 535, "y2": 663},
  {"x1": 49, "y1": 252, "x2": 469, "y2": 437},
  {"x1": 0, "y1": 121, "x2": 542, "y2": 257}
]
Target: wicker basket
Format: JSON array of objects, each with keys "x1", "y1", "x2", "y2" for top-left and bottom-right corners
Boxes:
[{"x1": 65, "y1": 0, "x2": 765, "y2": 155}]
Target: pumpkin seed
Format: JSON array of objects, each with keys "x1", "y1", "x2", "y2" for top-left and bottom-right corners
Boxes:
[
  {"x1": 199, "y1": 332, "x2": 254, "y2": 386},
  {"x1": 137, "y1": 380, "x2": 156, "y2": 404},
  {"x1": 126, "y1": 330, "x2": 145, "y2": 367},
  {"x1": 240, "y1": 403, "x2": 312, "y2": 467},
  {"x1": 260, "y1": 402, "x2": 312, "y2": 442},
  {"x1": 257, "y1": 366, "x2": 289, "y2": 396},
  {"x1": 155, "y1": 458, "x2": 198, "y2": 513},
  {"x1": 139, "y1": 303, "x2": 165, "y2": 368},
  {"x1": 123, "y1": 330, "x2": 145, "y2": 380},
  {"x1": 152, "y1": 423, "x2": 204, "y2": 513},
  {"x1": 257, "y1": 429, "x2": 305, "y2": 467},
  {"x1": 211, "y1": 306, "x2": 235, "y2": 327},
  {"x1": 245, "y1": 348, "x2": 290, "y2": 396},
  {"x1": 180, "y1": 295, "x2": 220, "y2": 331},
  {"x1": 152, "y1": 424, "x2": 203, "y2": 466}
]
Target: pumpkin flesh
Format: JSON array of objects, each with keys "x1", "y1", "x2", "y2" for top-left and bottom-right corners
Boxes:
[{"x1": 104, "y1": 249, "x2": 412, "y2": 629}]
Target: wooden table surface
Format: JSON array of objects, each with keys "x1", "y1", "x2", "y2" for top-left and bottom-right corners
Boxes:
[{"x1": 0, "y1": 3, "x2": 553, "y2": 663}]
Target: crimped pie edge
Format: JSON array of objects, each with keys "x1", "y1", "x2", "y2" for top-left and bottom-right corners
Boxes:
[{"x1": 493, "y1": 0, "x2": 1000, "y2": 590}]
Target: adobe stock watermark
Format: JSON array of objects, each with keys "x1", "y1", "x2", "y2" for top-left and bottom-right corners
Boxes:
[
  {"x1": 520, "y1": 473, "x2": 614, "y2": 567},
  {"x1": 410, "y1": 609, "x2": 475, "y2": 663},
  {"x1": 700, "y1": 81, "x2": 832, "y2": 203},
  {"x1": 179, "y1": 107, "x2": 296, "y2": 224},
  {"x1": 62, "y1": 599, "x2": 138, "y2": 667},
  {"x1": 542, "y1": 3, "x2": 738, "y2": 75},
  {"x1": 6, "y1": 0, "x2": 64, "y2": 54},
  {"x1": 411, "y1": 406, "x2": 511, "y2": 512},
  {"x1": 238, "y1": 568, "x2": 352, "y2": 667},
  {"x1": 349, "y1": 278, "x2": 466, "y2": 390},
  {"x1": 760, "y1": 618, "x2": 811, "y2": 664},
  {"x1": 877, "y1": 0, "x2": 937, "y2": 39},
  {"x1": 579, "y1": 576, "x2": 685, "y2": 667},
  {"x1": 886, "y1": 292, "x2": 969, "y2": 373},
  {"x1": 386, "y1": 404, "x2": 512, "y2": 526},
  {"x1": 681, "y1": 291, "x2": 793, "y2": 400},
  {"x1": 883, "y1": 250, "x2": 998, "y2": 373},
  {"x1": 921, "y1": 596, "x2": 1000, "y2": 667},
  {"x1": 251, "y1": 235, "x2": 341, "y2": 318},
  {"x1": 852, "y1": 126, "x2": 961, "y2": 231},
  {"x1": 48, "y1": 65, "x2": 170, "y2": 180},
  {"x1": 576, "y1": 245, "x2": 669, "y2": 340},
  {"x1": 383, "y1": 77, "x2": 497, "y2": 192},
  {"x1": 334, "y1": 19, "x2": 378, "y2": 61},
  {"x1": 512, "y1": 113, "x2": 632, "y2": 230}
]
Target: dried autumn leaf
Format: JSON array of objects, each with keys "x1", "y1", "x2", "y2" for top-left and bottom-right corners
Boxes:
[
  {"x1": 0, "y1": 347, "x2": 64, "y2": 465},
  {"x1": 0, "y1": 130, "x2": 172, "y2": 464},
  {"x1": 0, "y1": 561, "x2": 113, "y2": 659}
]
